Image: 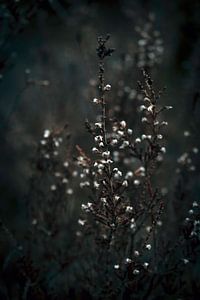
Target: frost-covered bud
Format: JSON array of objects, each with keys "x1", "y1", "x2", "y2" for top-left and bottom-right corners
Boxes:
[
  {"x1": 126, "y1": 206, "x2": 133, "y2": 213},
  {"x1": 99, "y1": 142, "x2": 104, "y2": 147},
  {"x1": 104, "y1": 84, "x2": 111, "y2": 91},
  {"x1": 147, "y1": 135, "x2": 152, "y2": 140},
  {"x1": 120, "y1": 120, "x2": 126, "y2": 128},
  {"x1": 135, "y1": 138, "x2": 141, "y2": 143},
  {"x1": 114, "y1": 195, "x2": 120, "y2": 201},
  {"x1": 134, "y1": 179, "x2": 140, "y2": 186},
  {"x1": 133, "y1": 269, "x2": 140, "y2": 275},
  {"x1": 146, "y1": 244, "x2": 151, "y2": 250},
  {"x1": 44, "y1": 129, "x2": 51, "y2": 138},
  {"x1": 127, "y1": 128, "x2": 133, "y2": 135}
]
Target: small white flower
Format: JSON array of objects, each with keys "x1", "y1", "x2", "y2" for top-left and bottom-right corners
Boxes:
[
  {"x1": 40, "y1": 140, "x2": 47, "y2": 145},
  {"x1": 135, "y1": 138, "x2": 141, "y2": 143},
  {"x1": 95, "y1": 135, "x2": 103, "y2": 142},
  {"x1": 146, "y1": 244, "x2": 151, "y2": 250},
  {"x1": 104, "y1": 84, "x2": 111, "y2": 91},
  {"x1": 157, "y1": 134, "x2": 163, "y2": 140},
  {"x1": 63, "y1": 161, "x2": 69, "y2": 168},
  {"x1": 127, "y1": 128, "x2": 133, "y2": 135},
  {"x1": 93, "y1": 98, "x2": 99, "y2": 104},
  {"x1": 142, "y1": 117, "x2": 148, "y2": 123},
  {"x1": 92, "y1": 147, "x2": 99, "y2": 153},
  {"x1": 193, "y1": 147, "x2": 199, "y2": 154},
  {"x1": 147, "y1": 105, "x2": 154, "y2": 113},
  {"x1": 114, "y1": 264, "x2": 120, "y2": 269},
  {"x1": 102, "y1": 151, "x2": 110, "y2": 158},
  {"x1": 50, "y1": 185, "x2": 57, "y2": 191},
  {"x1": 99, "y1": 142, "x2": 104, "y2": 147},
  {"x1": 143, "y1": 262, "x2": 149, "y2": 269},
  {"x1": 126, "y1": 206, "x2": 133, "y2": 213},
  {"x1": 165, "y1": 105, "x2": 173, "y2": 110},
  {"x1": 160, "y1": 146, "x2": 166, "y2": 153},
  {"x1": 125, "y1": 258, "x2": 132, "y2": 264},
  {"x1": 134, "y1": 250, "x2": 140, "y2": 257},
  {"x1": 193, "y1": 201, "x2": 198, "y2": 207},
  {"x1": 140, "y1": 105, "x2": 147, "y2": 112},
  {"x1": 161, "y1": 121, "x2": 168, "y2": 126},
  {"x1": 78, "y1": 219, "x2": 86, "y2": 226},
  {"x1": 44, "y1": 129, "x2": 51, "y2": 138},
  {"x1": 66, "y1": 188, "x2": 73, "y2": 195},
  {"x1": 141, "y1": 134, "x2": 147, "y2": 140},
  {"x1": 94, "y1": 181, "x2": 100, "y2": 189},
  {"x1": 122, "y1": 180, "x2": 128, "y2": 187},
  {"x1": 118, "y1": 130, "x2": 124, "y2": 137},
  {"x1": 95, "y1": 122, "x2": 103, "y2": 128},
  {"x1": 134, "y1": 179, "x2": 140, "y2": 186},
  {"x1": 184, "y1": 131, "x2": 190, "y2": 137},
  {"x1": 125, "y1": 171, "x2": 133, "y2": 179},
  {"x1": 32, "y1": 219, "x2": 37, "y2": 225},
  {"x1": 133, "y1": 269, "x2": 140, "y2": 275},
  {"x1": 183, "y1": 258, "x2": 189, "y2": 264},
  {"x1": 120, "y1": 120, "x2": 126, "y2": 128},
  {"x1": 111, "y1": 139, "x2": 118, "y2": 145}
]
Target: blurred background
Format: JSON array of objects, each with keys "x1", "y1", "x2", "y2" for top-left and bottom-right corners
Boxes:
[{"x1": 0, "y1": 0, "x2": 200, "y2": 233}]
